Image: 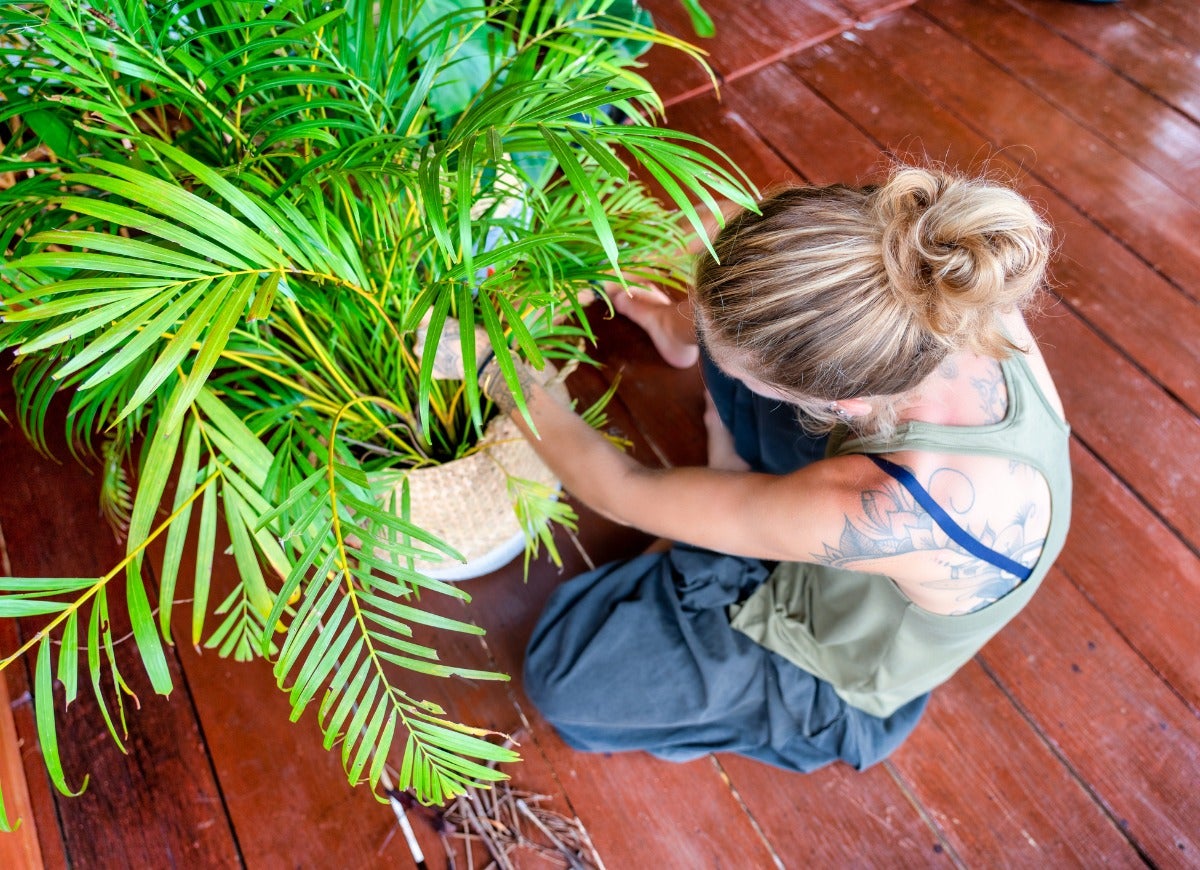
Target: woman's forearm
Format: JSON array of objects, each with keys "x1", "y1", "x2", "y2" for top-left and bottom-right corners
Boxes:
[{"x1": 481, "y1": 360, "x2": 648, "y2": 526}]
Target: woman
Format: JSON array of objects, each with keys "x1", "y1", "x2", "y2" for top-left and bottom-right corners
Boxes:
[{"x1": 478, "y1": 165, "x2": 1072, "y2": 773}]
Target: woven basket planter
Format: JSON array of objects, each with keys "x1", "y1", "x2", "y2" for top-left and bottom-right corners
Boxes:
[{"x1": 375, "y1": 377, "x2": 569, "y2": 581}]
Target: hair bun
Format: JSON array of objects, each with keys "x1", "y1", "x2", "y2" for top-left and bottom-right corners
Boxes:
[{"x1": 875, "y1": 167, "x2": 1050, "y2": 352}]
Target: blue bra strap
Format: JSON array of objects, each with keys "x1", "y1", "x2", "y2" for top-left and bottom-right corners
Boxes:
[{"x1": 865, "y1": 454, "x2": 1033, "y2": 582}]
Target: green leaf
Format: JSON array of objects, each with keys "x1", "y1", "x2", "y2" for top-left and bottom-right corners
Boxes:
[
  {"x1": 127, "y1": 567, "x2": 173, "y2": 695},
  {"x1": 159, "y1": 421, "x2": 202, "y2": 639},
  {"x1": 355, "y1": 591, "x2": 484, "y2": 636},
  {"x1": 155, "y1": 271, "x2": 256, "y2": 433},
  {"x1": 88, "y1": 592, "x2": 127, "y2": 750},
  {"x1": 376, "y1": 651, "x2": 506, "y2": 681},
  {"x1": 78, "y1": 278, "x2": 211, "y2": 391},
  {"x1": 0, "y1": 600, "x2": 72, "y2": 617},
  {"x1": 35, "y1": 636, "x2": 88, "y2": 797},
  {"x1": 223, "y1": 487, "x2": 274, "y2": 617},
  {"x1": 52, "y1": 197, "x2": 256, "y2": 269},
  {"x1": 24, "y1": 108, "x2": 77, "y2": 160},
  {"x1": 539, "y1": 124, "x2": 620, "y2": 273},
  {"x1": 57, "y1": 609, "x2": 80, "y2": 707},
  {"x1": 192, "y1": 477, "x2": 219, "y2": 646},
  {"x1": 124, "y1": 381, "x2": 187, "y2": 585},
  {"x1": 320, "y1": 657, "x2": 373, "y2": 750},
  {"x1": 288, "y1": 598, "x2": 355, "y2": 714},
  {"x1": 248, "y1": 271, "x2": 281, "y2": 322},
  {"x1": 194, "y1": 387, "x2": 274, "y2": 489},
  {"x1": 143, "y1": 139, "x2": 313, "y2": 270}
]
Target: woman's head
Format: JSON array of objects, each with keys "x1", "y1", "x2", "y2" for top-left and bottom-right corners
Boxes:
[{"x1": 693, "y1": 166, "x2": 1052, "y2": 434}]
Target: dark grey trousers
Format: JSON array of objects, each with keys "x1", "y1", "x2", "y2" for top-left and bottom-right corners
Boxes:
[{"x1": 522, "y1": 350, "x2": 928, "y2": 771}]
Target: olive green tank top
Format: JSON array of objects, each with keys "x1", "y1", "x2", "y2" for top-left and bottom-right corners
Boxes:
[{"x1": 728, "y1": 350, "x2": 1072, "y2": 717}]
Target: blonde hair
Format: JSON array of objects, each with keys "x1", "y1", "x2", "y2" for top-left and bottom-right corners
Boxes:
[{"x1": 693, "y1": 166, "x2": 1051, "y2": 436}]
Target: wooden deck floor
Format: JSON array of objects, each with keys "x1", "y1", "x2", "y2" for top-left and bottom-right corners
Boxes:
[{"x1": 3, "y1": 0, "x2": 1200, "y2": 866}]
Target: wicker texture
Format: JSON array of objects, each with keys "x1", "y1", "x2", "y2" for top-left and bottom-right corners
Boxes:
[{"x1": 379, "y1": 378, "x2": 568, "y2": 574}]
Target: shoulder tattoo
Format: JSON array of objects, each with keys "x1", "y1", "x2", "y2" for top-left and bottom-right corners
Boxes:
[{"x1": 814, "y1": 462, "x2": 1046, "y2": 614}]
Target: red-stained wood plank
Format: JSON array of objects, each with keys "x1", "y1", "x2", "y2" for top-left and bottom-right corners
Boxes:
[
  {"x1": 982, "y1": 568, "x2": 1200, "y2": 866},
  {"x1": 835, "y1": 0, "x2": 919, "y2": 22},
  {"x1": 641, "y1": 0, "x2": 850, "y2": 85},
  {"x1": 0, "y1": 391, "x2": 242, "y2": 869},
  {"x1": 769, "y1": 34, "x2": 1200, "y2": 417},
  {"x1": 0, "y1": 626, "x2": 52, "y2": 870},
  {"x1": 1060, "y1": 441, "x2": 1200, "y2": 712},
  {"x1": 716, "y1": 756, "x2": 953, "y2": 866},
  {"x1": 920, "y1": 0, "x2": 1200, "y2": 208},
  {"x1": 637, "y1": 38, "x2": 722, "y2": 107},
  {"x1": 850, "y1": 8, "x2": 1200, "y2": 301},
  {"x1": 1034, "y1": 307, "x2": 1200, "y2": 551},
  {"x1": 891, "y1": 659, "x2": 1142, "y2": 866},
  {"x1": 1006, "y1": 0, "x2": 1200, "y2": 123},
  {"x1": 1122, "y1": 0, "x2": 1200, "y2": 54},
  {"x1": 0, "y1": 691, "x2": 41, "y2": 870}
]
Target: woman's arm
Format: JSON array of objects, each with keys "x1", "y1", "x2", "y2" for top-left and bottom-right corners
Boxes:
[{"x1": 481, "y1": 359, "x2": 861, "y2": 562}]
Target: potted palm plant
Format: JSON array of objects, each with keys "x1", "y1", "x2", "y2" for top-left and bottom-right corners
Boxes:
[{"x1": 0, "y1": 0, "x2": 753, "y2": 823}]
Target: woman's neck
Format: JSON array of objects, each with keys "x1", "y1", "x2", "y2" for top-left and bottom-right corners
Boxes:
[{"x1": 894, "y1": 352, "x2": 1009, "y2": 428}]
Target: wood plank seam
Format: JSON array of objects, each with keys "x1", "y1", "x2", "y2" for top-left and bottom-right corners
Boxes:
[
  {"x1": 914, "y1": 3, "x2": 1200, "y2": 216},
  {"x1": 1001, "y1": 0, "x2": 1200, "y2": 127},
  {"x1": 709, "y1": 756, "x2": 786, "y2": 870},
  {"x1": 972, "y1": 655, "x2": 1159, "y2": 866},
  {"x1": 880, "y1": 758, "x2": 965, "y2": 866},
  {"x1": 1052, "y1": 557, "x2": 1200, "y2": 722},
  {"x1": 880, "y1": 8, "x2": 1200, "y2": 306},
  {"x1": 140, "y1": 567, "x2": 248, "y2": 866},
  {"x1": 1066, "y1": 422, "x2": 1200, "y2": 564}
]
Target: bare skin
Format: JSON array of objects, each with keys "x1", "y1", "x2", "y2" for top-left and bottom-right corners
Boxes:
[
  {"x1": 474, "y1": 297, "x2": 1062, "y2": 617},
  {"x1": 608, "y1": 284, "x2": 700, "y2": 369}
]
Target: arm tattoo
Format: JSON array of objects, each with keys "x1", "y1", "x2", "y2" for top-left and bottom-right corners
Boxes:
[{"x1": 815, "y1": 463, "x2": 1046, "y2": 614}]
